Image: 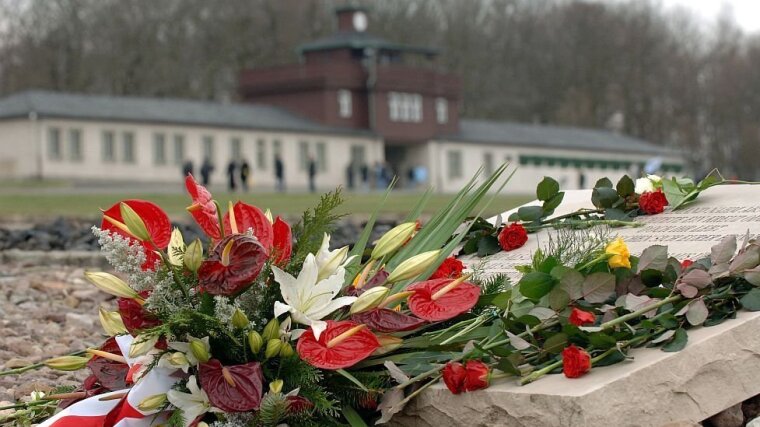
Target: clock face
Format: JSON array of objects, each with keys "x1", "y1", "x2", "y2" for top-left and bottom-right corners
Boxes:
[{"x1": 353, "y1": 11, "x2": 368, "y2": 32}]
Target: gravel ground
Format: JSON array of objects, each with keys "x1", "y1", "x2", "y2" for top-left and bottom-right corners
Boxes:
[{"x1": 0, "y1": 262, "x2": 110, "y2": 411}]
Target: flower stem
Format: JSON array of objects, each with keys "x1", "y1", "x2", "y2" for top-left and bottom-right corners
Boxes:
[
  {"x1": 0, "y1": 350, "x2": 86, "y2": 377},
  {"x1": 598, "y1": 295, "x2": 682, "y2": 331}
]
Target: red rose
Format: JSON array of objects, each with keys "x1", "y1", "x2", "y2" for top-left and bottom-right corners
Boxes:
[
  {"x1": 568, "y1": 308, "x2": 596, "y2": 326},
  {"x1": 638, "y1": 190, "x2": 668, "y2": 215},
  {"x1": 442, "y1": 362, "x2": 466, "y2": 394},
  {"x1": 681, "y1": 259, "x2": 694, "y2": 269},
  {"x1": 430, "y1": 256, "x2": 465, "y2": 280},
  {"x1": 463, "y1": 360, "x2": 490, "y2": 392},
  {"x1": 562, "y1": 345, "x2": 591, "y2": 378},
  {"x1": 498, "y1": 223, "x2": 528, "y2": 252}
]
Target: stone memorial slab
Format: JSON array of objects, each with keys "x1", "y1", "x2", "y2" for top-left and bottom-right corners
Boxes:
[{"x1": 396, "y1": 184, "x2": 760, "y2": 427}]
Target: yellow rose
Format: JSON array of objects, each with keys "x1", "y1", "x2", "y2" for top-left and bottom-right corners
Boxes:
[{"x1": 605, "y1": 237, "x2": 631, "y2": 269}]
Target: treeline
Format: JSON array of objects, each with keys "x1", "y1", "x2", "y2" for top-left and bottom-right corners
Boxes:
[{"x1": 0, "y1": 0, "x2": 758, "y2": 178}]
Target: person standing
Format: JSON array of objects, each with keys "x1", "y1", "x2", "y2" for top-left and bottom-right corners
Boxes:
[
  {"x1": 227, "y1": 160, "x2": 237, "y2": 192},
  {"x1": 240, "y1": 159, "x2": 251, "y2": 192},
  {"x1": 182, "y1": 159, "x2": 194, "y2": 178},
  {"x1": 360, "y1": 163, "x2": 369, "y2": 192},
  {"x1": 200, "y1": 157, "x2": 214, "y2": 186},
  {"x1": 308, "y1": 155, "x2": 317, "y2": 193},
  {"x1": 274, "y1": 154, "x2": 285, "y2": 192}
]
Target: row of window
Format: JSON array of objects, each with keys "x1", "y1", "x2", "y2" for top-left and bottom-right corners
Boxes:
[
  {"x1": 336, "y1": 90, "x2": 449, "y2": 124},
  {"x1": 46, "y1": 127, "x2": 334, "y2": 172}
]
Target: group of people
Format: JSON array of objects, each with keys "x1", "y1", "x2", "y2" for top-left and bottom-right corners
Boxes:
[{"x1": 181, "y1": 154, "x2": 315, "y2": 193}]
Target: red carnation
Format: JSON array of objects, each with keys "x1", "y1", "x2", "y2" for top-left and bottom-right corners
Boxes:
[
  {"x1": 562, "y1": 345, "x2": 591, "y2": 378},
  {"x1": 430, "y1": 256, "x2": 465, "y2": 280},
  {"x1": 296, "y1": 320, "x2": 379, "y2": 370},
  {"x1": 442, "y1": 362, "x2": 467, "y2": 394},
  {"x1": 407, "y1": 278, "x2": 480, "y2": 321},
  {"x1": 638, "y1": 190, "x2": 668, "y2": 215},
  {"x1": 681, "y1": 259, "x2": 694, "y2": 269},
  {"x1": 198, "y1": 234, "x2": 268, "y2": 296},
  {"x1": 498, "y1": 223, "x2": 528, "y2": 252},
  {"x1": 463, "y1": 360, "x2": 490, "y2": 392},
  {"x1": 568, "y1": 307, "x2": 596, "y2": 327}
]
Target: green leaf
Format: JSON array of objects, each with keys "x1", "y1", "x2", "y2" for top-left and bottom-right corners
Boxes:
[
  {"x1": 496, "y1": 356, "x2": 521, "y2": 376},
  {"x1": 616, "y1": 175, "x2": 635, "y2": 197},
  {"x1": 661, "y1": 177, "x2": 686, "y2": 208},
  {"x1": 477, "y1": 291, "x2": 511, "y2": 309},
  {"x1": 537, "y1": 176, "x2": 560, "y2": 201},
  {"x1": 517, "y1": 205, "x2": 544, "y2": 222},
  {"x1": 336, "y1": 369, "x2": 369, "y2": 392},
  {"x1": 637, "y1": 245, "x2": 669, "y2": 273},
  {"x1": 543, "y1": 192, "x2": 565, "y2": 212},
  {"x1": 343, "y1": 405, "x2": 369, "y2": 427},
  {"x1": 518, "y1": 272, "x2": 557, "y2": 300},
  {"x1": 740, "y1": 288, "x2": 760, "y2": 311},
  {"x1": 462, "y1": 237, "x2": 479, "y2": 255},
  {"x1": 508, "y1": 212, "x2": 520, "y2": 222},
  {"x1": 591, "y1": 187, "x2": 620, "y2": 209},
  {"x1": 662, "y1": 328, "x2": 688, "y2": 352},
  {"x1": 552, "y1": 265, "x2": 584, "y2": 300},
  {"x1": 595, "y1": 177, "x2": 613, "y2": 188},
  {"x1": 543, "y1": 332, "x2": 568, "y2": 353},
  {"x1": 588, "y1": 332, "x2": 617, "y2": 349},
  {"x1": 547, "y1": 288, "x2": 570, "y2": 311},
  {"x1": 477, "y1": 235, "x2": 501, "y2": 257},
  {"x1": 604, "y1": 207, "x2": 631, "y2": 221},
  {"x1": 581, "y1": 272, "x2": 616, "y2": 303}
]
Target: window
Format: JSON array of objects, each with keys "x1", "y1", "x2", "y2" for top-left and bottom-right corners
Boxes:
[
  {"x1": 153, "y1": 133, "x2": 166, "y2": 165},
  {"x1": 256, "y1": 138, "x2": 267, "y2": 170},
  {"x1": 483, "y1": 152, "x2": 494, "y2": 176},
  {"x1": 47, "y1": 128, "x2": 62, "y2": 161},
  {"x1": 436, "y1": 97, "x2": 448, "y2": 124},
  {"x1": 298, "y1": 141, "x2": 309, "y2": 171},
  {"x1": 447, "y1": 150, "x2": 462, "y2": 179},
  {"x1": 350, "y1": 145, "x2": 366, "y2": 166},
  {"x1": 202, "y1": 136, "x2": 214, "y2": 161},
  {"x1": 273, "y1": 139, "x2": 282, "y2": 156},
  {"x1": 102, "y1": 131, "x2": 115, "y2": 162},
  {"x1": 123, "y1": 132, "x2": 135, "y2": 163},
  {"x1": 338, "y1": 89, "x2": 352, "y2": 118},
  {"x1": 388, "y1": 92, "x2": 423, "y2": 123},
  {"x1": 173, "y1": 134, "x2": 185, "y2": 165},
  {"x1": 68, "y1": 129, "x2": 83, "y2": 162},
  {"x1": 230, "y1": 137, "x2": 242, "y2": 159},
  {"x1": 316, "y1": 141, "x2": 327, "y2": 172}
]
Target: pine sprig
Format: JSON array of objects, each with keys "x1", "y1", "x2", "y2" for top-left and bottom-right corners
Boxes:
[{"x1": 290, "y1": 189, "x2": 346, "y2": 269}]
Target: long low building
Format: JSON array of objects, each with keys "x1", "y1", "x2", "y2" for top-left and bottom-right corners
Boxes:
[{"x1": 0, "y1": 90, "x2": 681, "y2": 193}]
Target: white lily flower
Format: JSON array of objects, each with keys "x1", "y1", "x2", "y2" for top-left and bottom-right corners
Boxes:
[
  {"x1": 315, "y1": 234, "x2": 355, "y2": 281},
  {"x1": 273, "y1": 254, "x2": 357, "y2": 340},
  {"x1": 167, "y1": 375, "x2": 216, "y2": 427},
  {"x1": 635, "y1": 177, "x2": 655, "y2": 194}
]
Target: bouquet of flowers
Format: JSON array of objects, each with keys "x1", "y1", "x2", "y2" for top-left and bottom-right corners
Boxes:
[{"x1": 5, "y1": 166, "x2": 760, "y2": 427}]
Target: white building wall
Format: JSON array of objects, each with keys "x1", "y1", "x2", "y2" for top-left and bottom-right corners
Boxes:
[
  {"x1": 431, "y1": 139, "x2": 683, "y2": 194},
  {"x1": 0, "y1": 118, "x2": 40, "y2": 179},
  {"x1": 23, "y1": 118, "x2": 381, "y2": 190}
]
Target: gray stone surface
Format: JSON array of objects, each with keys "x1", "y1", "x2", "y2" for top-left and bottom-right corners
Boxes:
[{"x1": 395, "y1": 307, "x2": 760, "y2": 427}]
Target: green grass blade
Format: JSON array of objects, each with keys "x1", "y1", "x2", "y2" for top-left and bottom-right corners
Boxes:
[
  {"x1": 402, "y1": 186, "x2": 434, "y2": 222},
  {"x1": 343, "y1": 404, "x2": 369, "y2": 427}
]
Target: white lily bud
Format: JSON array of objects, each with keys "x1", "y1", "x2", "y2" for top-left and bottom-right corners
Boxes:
[
  {"x1": 84, "y1": 272, "x2": 141, "y2": 301},
  {"x1": 371, "y1": 222, "x2": 418, "y2": 260},
  {"x1": 387, "y1": 250, "x2": 442, "y2": 283},
  {"x1": 98, "y1": 307, "x2": 128, "y2": 336},
  {"x1": 129, "y1": 334, "x2": 159, "y2": 358},
  {"x1": 349, "y1": 286, "x2": 390, "y2": 314}
]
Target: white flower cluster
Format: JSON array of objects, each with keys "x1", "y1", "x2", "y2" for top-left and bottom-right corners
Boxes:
[
  {"x1": 144, "y1": 270, "x2": 188, "y2": 317},
  {"x1": 213, "y1": 296, "x2": 242, "y2": 332},
  {"x1": 92, "y1": 226, "x2": 156, "y2": 290},
  {"x1": 210, "y1": 412, "x2": 256, "y2": 427}
]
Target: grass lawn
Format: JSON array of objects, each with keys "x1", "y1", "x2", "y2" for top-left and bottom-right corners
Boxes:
[{"x1": 0, "y1": 191, "x2": 532, "y2": 221}]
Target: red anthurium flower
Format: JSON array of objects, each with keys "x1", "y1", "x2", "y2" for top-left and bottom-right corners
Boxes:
[
  {"x1": 101, "y1": 199, "x2": 171, "y2": 270},
  {"x1": 681, "y1": 259, "x2": 694, "y2": 269},
  {"x1": 407, "y1": 278, "x2": 480, "y2": 321},
  {"x1": 463, "y1": 360, "x2": 490, "y2": 392},
  {"x1": 185, "y1": 174, "x2": 221, "y2": 239},
  {"x1": 442, "y1": 362, "x2": 467, "y2": 394},
  {"x1": 198, "y1": 235, "x2": 268, "y2": 296},
  {"x1": 347, "y1": 269, "x2": 389, "y2": 297},
  {"x1": 568, "y1": 307, "x2": 596, "y2": 327},
  {"x1": 223, "y1": 201, "x2": 274, "y2": 249},
  {"x1": 297, "y1": 320, "x2": 380, "y2": 370},
  {"x1": 87, "y1": 337, "x2": 129, "y2": 391},
  {"x1": 350, "y1": 308, "x2": 426, "y2": 333},
  {"x1": 430, "y1": 256, "x2": 465, "y2": 280},
  {"x1": 199, "y1": 359, "x2": 264, "y2": 412},
  {"x1": 286, "y1": 395, "x2": 314, "y2": 415},
  {"x1": 118, "y1": 290, "x2": 161, "y2": 334},
  {"x1": 562, "y1": 345, "x2": 591, "y2": 378},
  {"x1": 270, "y1": 216, "x2": 292, "y2": 266}
]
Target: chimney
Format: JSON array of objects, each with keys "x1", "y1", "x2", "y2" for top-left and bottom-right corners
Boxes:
[{"x1": 335, "y1": 5, "x2": 369, "y2": 33}]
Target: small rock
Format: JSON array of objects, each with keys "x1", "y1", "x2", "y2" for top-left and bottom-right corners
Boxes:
[
  {"x1": 64, "y1": 312, "x2": 94, "y2": 329},
  {"x1": 747, "y1": 417, "x2": 760, "y2": 427},
  {"x1": 4, "y1": 358, "x2": 32, "y2": 369},
  {"x1": 705, "y1": 403, "x2": 744, "y2": 427},
  {"x1": 64, "y1": 295, "x2": 80, "y2": 308},
  {"x1": 744, "y1": 394, "x2": 760, "y2": 421}
]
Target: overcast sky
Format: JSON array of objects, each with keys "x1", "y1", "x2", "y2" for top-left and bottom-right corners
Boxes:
[{"x1": 661, "y1": 0, "x2": 760, "y2": 32}]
